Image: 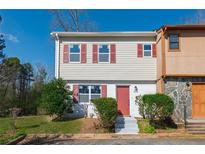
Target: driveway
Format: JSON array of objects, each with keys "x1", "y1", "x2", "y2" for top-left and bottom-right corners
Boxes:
[{"x1": 25, "y1": 138, "x2": 205, "y2": 145}]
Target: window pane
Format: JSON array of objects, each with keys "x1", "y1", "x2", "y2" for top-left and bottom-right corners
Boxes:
[
  {"x1": 70, "y1": 54, "x2": 80, "y2": 62},
  {"x1": 70, "y1": 44, "x2": 80, "y2": 53},
  {"x1": 91, "y1": 95, "x2": 101, "y2": 100},
  {"x1": 144, "y1": 51, "x2": 151, "y2": 56},
  {"x1": 79, "y1": 85, "x2": 89, "y2": 94},
  {"x1": 144, "y1": 44, "x2": 151, "y2": 50},
  {"x1": 99, "y1": 45, "x2": 109, "y2": 53},
  {"x1": 91, "y1": 85, "x2": 101, "y2": 94},
  {"x1": 170, "y1": 34, "x2": 179, "y2": 42},
  {"x1": 99, "y1": 54, "x2": 109, "y2": 62},
  {"x1": 170, "y1": 42, "x2": 179, "y2": 49},
  {"x1": 79, "y1": 94, "x2": 89, "y2": 103}
]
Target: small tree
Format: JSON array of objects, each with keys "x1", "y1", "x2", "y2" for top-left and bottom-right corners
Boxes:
[{"x1": 40, "y1": 78, "x2": 72, "y2": 119}]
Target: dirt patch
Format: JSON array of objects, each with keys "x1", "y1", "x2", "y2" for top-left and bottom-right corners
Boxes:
[
  {"x1": 80, "y1": 118, "x2": 106, "y2": 133},
  {"x1": 156, "y1": 128, "x2": 185, "y2": 134}
]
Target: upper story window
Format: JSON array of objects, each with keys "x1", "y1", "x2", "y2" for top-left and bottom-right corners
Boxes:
[
  {"x1": 169, "y1": 34, "x2": 179, "y2": 50},
  {"x1": 98, "y1": 44, "x2": 110, "y2": 63},
  {"x1": 70, "y1": 44, "x2": 81, "y2": 62},
  {"x1": 143, "y1": 44, "x2": 152, "y2": 57}
]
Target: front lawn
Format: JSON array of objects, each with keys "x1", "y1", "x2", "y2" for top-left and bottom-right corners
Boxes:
[{"x1": 0, "y1": 115, "x2": 83, "y2": 144}]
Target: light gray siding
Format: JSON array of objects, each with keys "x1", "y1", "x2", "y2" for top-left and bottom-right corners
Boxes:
[{"x1": 58, "y1": 36, "x2": 156, "y2": 81}]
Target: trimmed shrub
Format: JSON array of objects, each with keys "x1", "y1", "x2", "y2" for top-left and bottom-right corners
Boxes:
[
  {"x1": 92, "y1": 98, "x2": 118, "y2": 130},
  {"x1": 141, "y1": 94, "x2": 174, "y2": 121}
]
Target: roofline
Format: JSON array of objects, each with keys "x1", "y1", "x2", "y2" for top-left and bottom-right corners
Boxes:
[
  {"x1": 157, "y1": 24, "x2": 205, "y2": 33},
  {"x1": 50, "y1": 31, "x2": 156, "y2": 38},
  {"x1": 165, "y1": 74, "x2": 205, "y2": 77}
]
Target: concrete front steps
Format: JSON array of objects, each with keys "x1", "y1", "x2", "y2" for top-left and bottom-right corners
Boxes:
[
  {"x1": 186, "y1": 119, "x2": 205, "y2": 134},
  {"x1": 115, "y1": 116, "x2": 139, "y2": 134}
]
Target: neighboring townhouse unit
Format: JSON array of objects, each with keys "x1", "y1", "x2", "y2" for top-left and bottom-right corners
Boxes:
[
  {"x1": 156, "y1": 25, "x2": 205, "y2": 122},
  {"x1": 51, "y1": 32, "x2": 157, "y2": 118}
]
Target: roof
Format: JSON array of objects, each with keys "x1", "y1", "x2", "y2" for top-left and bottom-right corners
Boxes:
[
  {"x1": 51, "y1": 31, "x2": 156, "y2": 38},
  {"x1": 157, "y1": 24, "x2": 205, "y2": 32},
  {"x1": 52, "y1": 25, "x2": 205, "y2": 37}
]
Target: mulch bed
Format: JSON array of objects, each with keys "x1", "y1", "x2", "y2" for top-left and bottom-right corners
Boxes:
[{"x1": 80, "y1": 118, "x2": 107, "y2": 133}]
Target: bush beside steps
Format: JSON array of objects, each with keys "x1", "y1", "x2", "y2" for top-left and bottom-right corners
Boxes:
[
  {"x1": 137, "y1": 93, "x2": 177, "y2": 134},
  {"x1": 92, "y1": 97, "x2": 118, "y2": 132}
]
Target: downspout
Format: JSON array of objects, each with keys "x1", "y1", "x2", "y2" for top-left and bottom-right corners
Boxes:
[
  {"x1": 162, "y1": 27, "x2": 167, "y2": 77},
  {"x1": 55, "y1": 33, "x2": 60, "y2": 79},
  {"x1": 160, "y1": 28, "x2": 166, "y2": 93}
]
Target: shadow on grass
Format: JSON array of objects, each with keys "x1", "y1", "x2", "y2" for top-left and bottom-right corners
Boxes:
[
  {"x1": 17, "y1": 124, "x2": 40, "y2": 129},
  {"x1": 16, "y1": 121, "x2": 47, "y2": 130},
  {"x1": 52, "y1": 117, "x2": 81, "y2": 122}
]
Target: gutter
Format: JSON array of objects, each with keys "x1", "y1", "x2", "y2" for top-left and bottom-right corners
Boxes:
[{"x1": 50, "y1": 31, "x2": 156, "y2": 37}]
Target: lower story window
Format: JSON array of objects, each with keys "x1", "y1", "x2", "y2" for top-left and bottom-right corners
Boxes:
[
  {"x1": 79, "y1": 85, "x2": 89, "y2": 103},
  {"x1": 79, "y1": 85, "x2": 101, "y2": 103},
  {"x1": 91, "y1": 85, "x2": 101, "y2": 100}
]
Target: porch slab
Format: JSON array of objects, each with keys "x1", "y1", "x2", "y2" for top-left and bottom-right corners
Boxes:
[{"x1": 115, "y1": 116, "x2": 139, "y2": 134}]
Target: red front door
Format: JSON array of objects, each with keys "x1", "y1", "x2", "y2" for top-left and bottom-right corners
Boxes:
[{"x1": 117, "y1": 86, "x2": 130, "y2": 116}]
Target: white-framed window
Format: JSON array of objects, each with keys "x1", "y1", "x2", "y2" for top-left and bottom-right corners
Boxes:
[
  {"x1": 79, "y1": 85, "x2": 89, "y2": 103},
  {"x1": 169, "y1": 34, "x2": 179, "y2": 50},
  {"x1": 98, "y1": 44, "x2": 110, "y2": 63},
  {"x1": 143, "y1": 44, "x2": 152, "y2": 57},
  {"x1": 91, "y1": 85, "x2": 101, "y2": 100},
  {"x1": 70, "y1": 44, "x2": 81, "y2": 63},
  {"x1": 79, "y1": 85, "x2": 101, "y2": 103}
]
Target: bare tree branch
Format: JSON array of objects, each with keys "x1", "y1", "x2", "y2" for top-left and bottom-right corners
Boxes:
[
  {"x1": 50, "y1": 9, "x2": 98, "y2": 32},
  {"x1": 50, "y1": 10, "x2": 71, "y2": 31},
  {"x1": 183, "y1": 10, "x2": 205, "y2": 24},
  {"x1": 69, "y1": 10, "x2": 79, "y2": 32}
]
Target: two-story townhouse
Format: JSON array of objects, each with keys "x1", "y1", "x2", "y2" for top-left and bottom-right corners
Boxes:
[
  {"x1": 156, "y1": 25, "x2": 205, "y2": 123},
  {"x1": 51, "y1": 32, "x2": 157, "y2": 118}
]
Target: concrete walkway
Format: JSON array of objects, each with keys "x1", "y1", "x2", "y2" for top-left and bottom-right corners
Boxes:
[
  {"x1": 19, "y1": 132, "x2": 205, "y2": 144},
  {"x1": 115, "y1": 116, "x2": 139, "y2": 134}
]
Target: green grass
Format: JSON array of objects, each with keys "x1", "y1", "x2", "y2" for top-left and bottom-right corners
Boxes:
[
  {"x1": 137, "y1": 118, "x2": 178, "y2": 134},
  {"x1": 0, "y1": 130, "x2": 26, "y2": 145},
  {"x1": 137, "y1": 119, "x2": 156, "y2": 134},
  {"x1": 0, "y1": 115, "x2": 83, "y2": 144}
]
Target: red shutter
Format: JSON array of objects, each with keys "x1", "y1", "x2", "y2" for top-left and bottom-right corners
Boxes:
[
  {"x1": 152, "y1": 43, "x2": 157, "y2": 58},
  {"x1": 137, "y1": 44, "x2": 143, "y2": 58},
  {"x1": 93, "y1": 44, "x2": 98, "y2": 63},
  {"x1": 63, "y1": 44, "x2": 69, "y2": 63},
  {"x1": 101, "y1": 85, "x2": 107, "y2": 98},
  {"x1": 73, "y1": 85, "x2": 79, "y2": 103},
  {"x1": 110, "y1": 44, "x2": 116, "y2": 63},
  {"x1": 81, "y1": 44, "x2": 87, "y2": 63}
]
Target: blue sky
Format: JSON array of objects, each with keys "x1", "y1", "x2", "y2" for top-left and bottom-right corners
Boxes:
[{"x1": 0, "y1": 9, "x2": 200, "y2": 77}]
